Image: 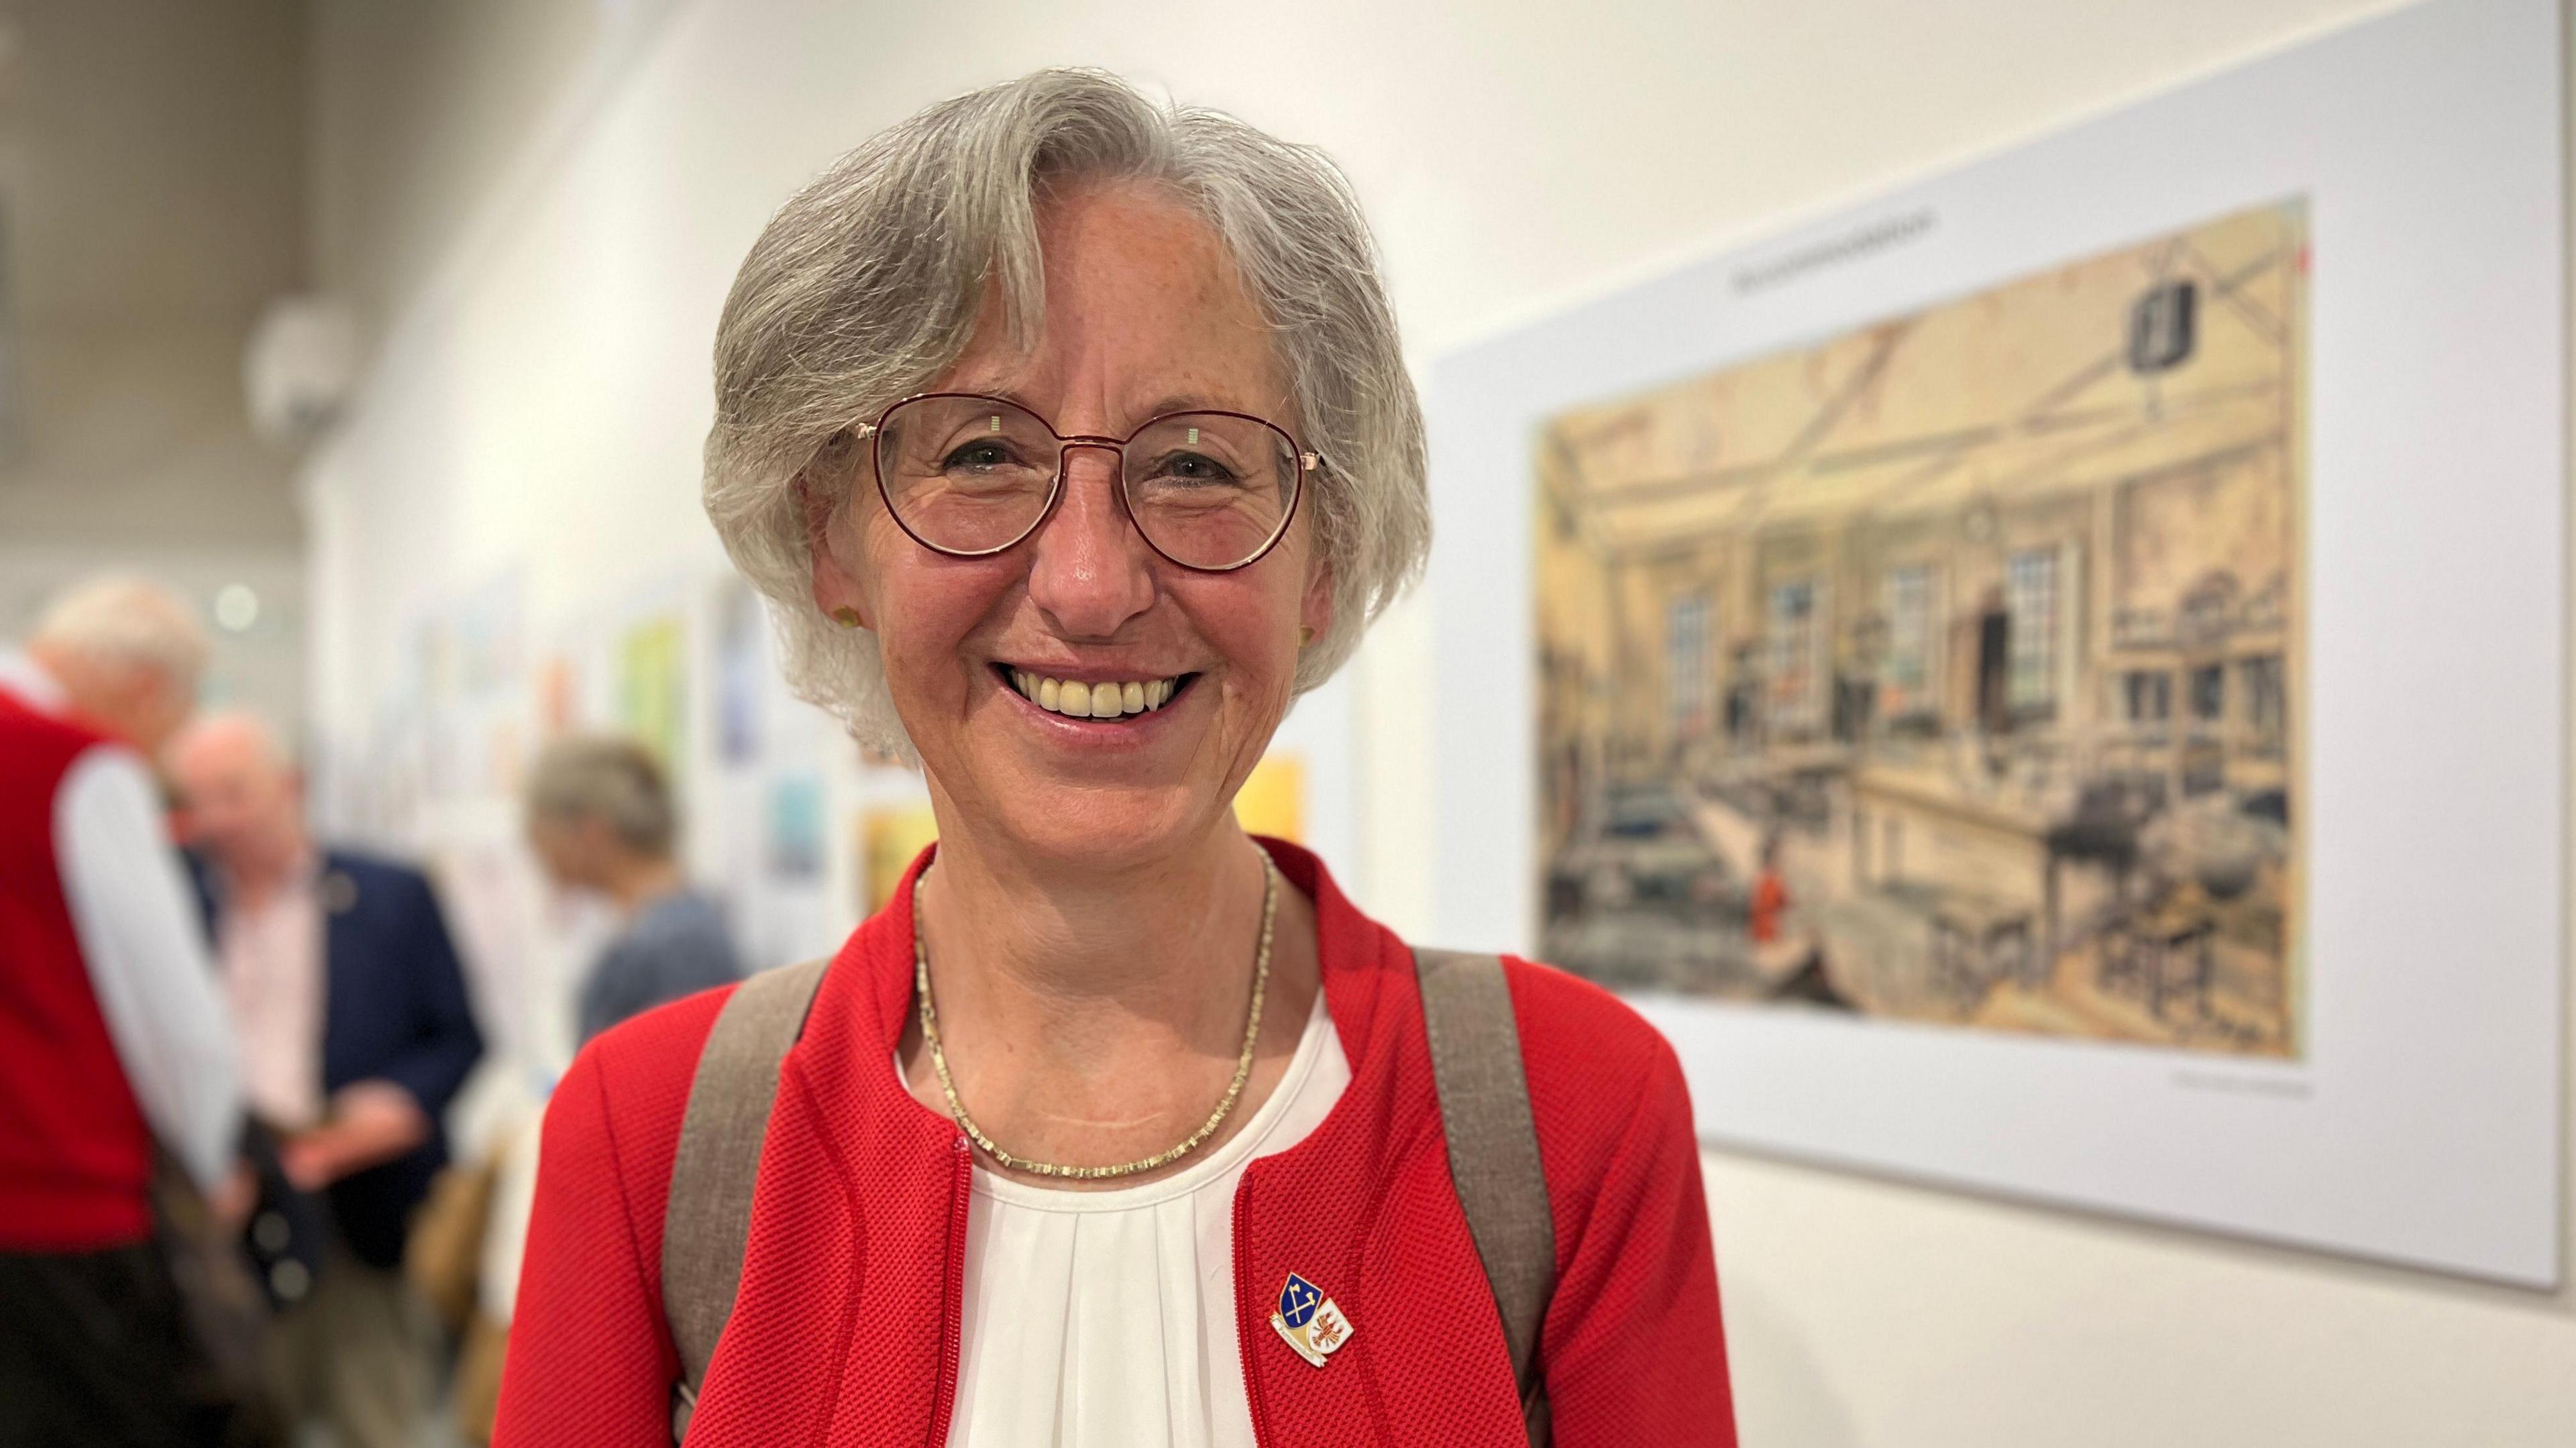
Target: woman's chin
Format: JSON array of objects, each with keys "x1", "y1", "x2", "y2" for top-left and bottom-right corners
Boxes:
[{"x1": 983, "y1": 791, "x2": 1224, "y2": 870}]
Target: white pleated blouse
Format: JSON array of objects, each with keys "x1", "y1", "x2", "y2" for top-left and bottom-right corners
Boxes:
[{"x1": 938, "y1": 989, "x2": 1350, "y2": 1448}]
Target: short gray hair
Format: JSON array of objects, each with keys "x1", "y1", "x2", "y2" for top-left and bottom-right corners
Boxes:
[
  {"x1": 527, "y1": 735, "x2": 676, "y2": 856},
  {"x1": 702, "y1": 68, "x2": 1429, "y2": 759},
  {"x1": 31, "y1": 575, "x2": 209, "y2": 693}
]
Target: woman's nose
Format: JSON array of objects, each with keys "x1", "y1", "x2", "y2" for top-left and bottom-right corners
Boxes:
[{"x1": 1024, "y1": 445, "x2": 1156, "y2": 640}]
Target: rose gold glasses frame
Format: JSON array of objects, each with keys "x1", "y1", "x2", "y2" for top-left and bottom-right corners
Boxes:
[{"x1": 851, "y1": 392, "x2": 1323, "y2": 573}]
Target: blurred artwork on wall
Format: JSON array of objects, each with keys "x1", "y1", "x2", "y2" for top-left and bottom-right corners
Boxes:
[
  {"x1": 1234, "y1": 751, "x2": 1307, "y2": 845},
  {"x1": 765, "y1": 772, "x2": 827, "y2": 881},
  {"x1": 415, "y1": 570, "x2": 529, "y2": 801},
  {"x1": 863, "y1": 803, "x2": 942, "y2": 913},
  {"x1": 616, "y1": 612, "x2": 687, "y2": 771},
  {"x1": 536, "y1": 653, "x2": 578, "y2": 736},
  {"x1": 712, "y1": 578, "x2": 765, "y2": 765},
  {"x1": 1534, "y1": 199, "x2": 2305, "y2": 1057}
]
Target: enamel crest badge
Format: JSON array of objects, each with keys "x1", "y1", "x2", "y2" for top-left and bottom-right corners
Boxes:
[{"x1": 1269, "y1": 1272, "x2": 1353, "y2": 1367}]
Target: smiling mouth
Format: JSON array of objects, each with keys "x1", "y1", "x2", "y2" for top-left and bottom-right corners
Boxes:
[{"x1": 998, "y1": 665, "x2": 1197, "y2": 720}]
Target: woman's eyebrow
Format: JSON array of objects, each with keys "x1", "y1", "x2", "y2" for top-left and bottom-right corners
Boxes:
[
  {"x1": 953, "y1": 381, "x2": 1036, "y2": 412},
  {"x1": 1136, "y1": 393, "x2": 1235, "y2": 419}
]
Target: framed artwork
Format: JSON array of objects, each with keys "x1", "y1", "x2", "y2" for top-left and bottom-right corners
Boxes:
[
  {"x1": 1427, "y1": 0, "x2": 2562, "y2": 1284},
  {"x1": 1534, "y1": 198, "x2": 2306, "y2": 1058}
]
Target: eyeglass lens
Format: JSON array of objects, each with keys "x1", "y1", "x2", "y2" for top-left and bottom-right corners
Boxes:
[{"x1": 874, "y1": 394, "x2": 1299, "y2": 570}]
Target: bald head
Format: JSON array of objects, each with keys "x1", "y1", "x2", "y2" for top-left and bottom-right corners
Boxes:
[
  {"x1": 168, "y1": 711, "x2": 305, "y2": 881},
  {"x1": 29, "y1": 575, "x2": 208, "y2": 755}
]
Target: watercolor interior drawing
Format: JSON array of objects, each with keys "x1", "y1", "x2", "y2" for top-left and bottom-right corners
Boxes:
[{"x1": 1534, "y1": 199, "x2": 2306, "y2": 1056}]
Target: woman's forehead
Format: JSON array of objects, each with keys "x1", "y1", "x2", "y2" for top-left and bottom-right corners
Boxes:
[{"x1": 927, "y1": 182, "x2": 1287, "y2": 416}]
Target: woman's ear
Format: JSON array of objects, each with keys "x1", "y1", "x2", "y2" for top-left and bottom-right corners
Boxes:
[
  {"x1": 1298, "y1": 560, "x2": 1336, "y2": 652},
  {"x1": 799, "y1": 470, "x2": 873, "y2": 630}
]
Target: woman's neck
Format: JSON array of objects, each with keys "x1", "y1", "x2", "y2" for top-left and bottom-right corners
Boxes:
[
  {"x1": 899, "y1": 807, "x2": 1322, "y2": 1184},
  {"x1": 932, "y1": 818, "x2": 1263, "y2": 980}
]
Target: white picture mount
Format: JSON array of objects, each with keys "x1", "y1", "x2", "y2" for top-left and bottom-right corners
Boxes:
[{"x1": 1426, "y1": 0, "x2": 2565, "y2": 1285}]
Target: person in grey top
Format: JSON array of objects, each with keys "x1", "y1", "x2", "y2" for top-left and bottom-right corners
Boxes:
[{"x1": 525, "y1": 736, "x2": 742, "y2": 1045}]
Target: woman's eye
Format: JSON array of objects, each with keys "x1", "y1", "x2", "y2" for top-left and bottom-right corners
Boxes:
[
  {"x1": 944, "y1": 441, "x2": 1018, "y2": 471},
  {"x1": 1153, "y1": 451, "x2": 1239, "y2": 484}
]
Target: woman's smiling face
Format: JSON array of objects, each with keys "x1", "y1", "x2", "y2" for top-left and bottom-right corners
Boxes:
[{"x1": 814, "y1": 179, "x2": 1330, "y2": 870}]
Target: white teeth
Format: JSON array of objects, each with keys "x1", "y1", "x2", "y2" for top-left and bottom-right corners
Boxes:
[{"x1": 1009, "y1": 671, "x2": 1183, "y2": 719}]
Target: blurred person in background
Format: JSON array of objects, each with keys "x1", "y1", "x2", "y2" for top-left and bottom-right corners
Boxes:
[
  {"x1": 498, "y1": 70, "x2": 1731, "y2": 1447},
  {"x1": 0, "y1": 577, "x2": 246, "y2": 1447},
  {"x1": 167, "y1": 711, "x2": 484, "y2": 1448},
  {"x1": 525, "y1": 734, "x2": 743, "y2": 1046},
  {"x1": 424, "y1": 734, "x2": 744, "y2": 1443}
]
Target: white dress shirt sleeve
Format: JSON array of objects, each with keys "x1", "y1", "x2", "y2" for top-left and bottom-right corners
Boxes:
[{"x1": 52, "y1": 744, "x2": 243, "y2": 1193}]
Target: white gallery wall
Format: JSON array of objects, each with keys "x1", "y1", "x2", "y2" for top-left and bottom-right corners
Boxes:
[{"x1": 301, "y1": 0, "x2": 2575, "y2": 1442}]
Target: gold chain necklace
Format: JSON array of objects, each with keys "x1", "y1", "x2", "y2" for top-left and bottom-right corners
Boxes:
[{"x1": 912, "y1": 855, "x2": 1279, "y2": 1180}]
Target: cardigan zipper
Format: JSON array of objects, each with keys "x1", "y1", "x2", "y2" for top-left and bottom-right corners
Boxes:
[
  {"x1": 926, "y1": 1133, "x2": 971, "y2": 1446},
  {"x1": 1232, "y1": 1170, "x2": 1276, "y2": 1448}
]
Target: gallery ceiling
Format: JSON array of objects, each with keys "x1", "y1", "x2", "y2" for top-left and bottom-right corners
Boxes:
[{"x1": 0, "y1": 0, "x2": 305, "y2": 550}]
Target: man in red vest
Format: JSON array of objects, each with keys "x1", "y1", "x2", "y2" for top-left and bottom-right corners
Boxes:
[{"x1": 0, "y1": 576, "x2": 244, "y2": 1447}]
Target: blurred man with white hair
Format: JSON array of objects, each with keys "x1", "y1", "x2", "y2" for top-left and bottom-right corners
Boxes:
[
  {"x1": 0, "y1": 575, "x2": 244, "y2": 1445},
  {"x1": 169, "y1": 709, "x2": 483, "y2": 1448},
  {"x1": 22, "y1": 573, "x2": 211, "y2": 762}
]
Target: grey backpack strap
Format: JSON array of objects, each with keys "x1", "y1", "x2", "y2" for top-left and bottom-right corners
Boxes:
[
  {"x1": 661, "y1": 957, "x2": 829, "y2": 1443},
  {"x1": 1413, "y1": 948, "x2": 1556, "y2": 1448}
]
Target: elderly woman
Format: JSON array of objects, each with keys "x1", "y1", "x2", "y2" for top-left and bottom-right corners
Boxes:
[
  {"x1": 523, "y1": 734, "x2": 743, "y2": 1046},
  {"x1": 494, "y1": 70, "x2": 1732, "y2": 1448}
]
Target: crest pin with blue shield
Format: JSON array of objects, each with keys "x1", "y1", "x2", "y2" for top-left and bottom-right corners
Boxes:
[{"x1": 1269, "y1": 1272, "x2": 1354, "y2": 1367}]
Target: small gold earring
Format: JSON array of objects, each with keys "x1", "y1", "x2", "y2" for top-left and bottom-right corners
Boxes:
[
  {"x1": 831, "y1": 607, "x2": 863, "y2": 629},
  {"x1": 1298, "y1": 625, "x2": 1316, "y2": 647}
]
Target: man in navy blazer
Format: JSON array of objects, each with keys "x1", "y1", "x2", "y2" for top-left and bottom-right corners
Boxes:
[{"x1": 170, "y1": 713, "x2": 482, "y2": 1448}]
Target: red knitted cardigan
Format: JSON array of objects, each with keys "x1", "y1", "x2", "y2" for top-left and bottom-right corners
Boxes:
[{"x1": 493, "y1": 840, "x2": 1737, "y2": 1447}]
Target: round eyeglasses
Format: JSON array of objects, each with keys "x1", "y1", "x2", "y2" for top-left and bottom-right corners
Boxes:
[{"x1": 854, "y1": 392, "x2": 1319, "y2": 573}]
